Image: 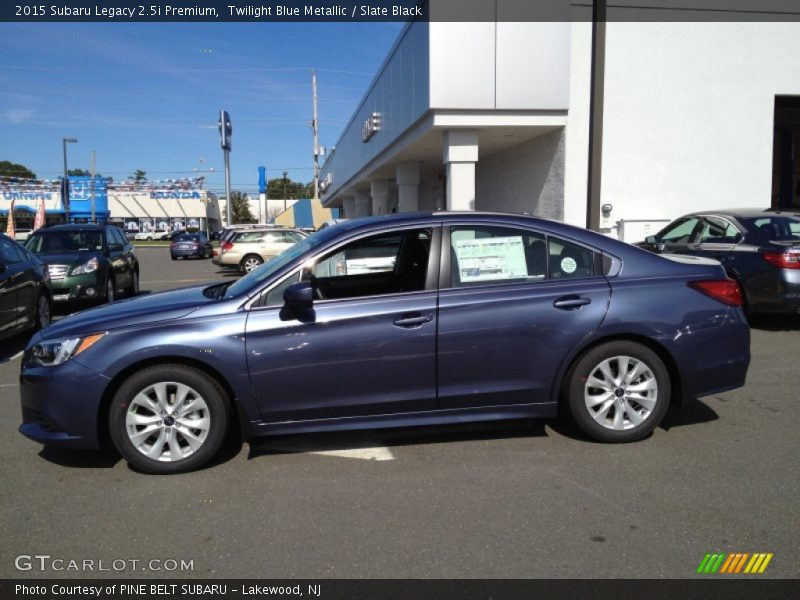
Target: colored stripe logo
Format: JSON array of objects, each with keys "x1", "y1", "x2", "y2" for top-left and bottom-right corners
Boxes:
[{"x1": 697, "y1": 552, "x2": 773, "y2": 574}]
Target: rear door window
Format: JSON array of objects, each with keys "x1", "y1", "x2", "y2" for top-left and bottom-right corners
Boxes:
[{"x1": 697, "y1": 217, "x2": 742, "y2": 244}]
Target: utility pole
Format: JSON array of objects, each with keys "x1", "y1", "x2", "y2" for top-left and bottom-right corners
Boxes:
[
  {"x1": 62, "y1": 137, "x2": 77, "y2": 223},
  {"x1": 312, "y1": 70, "x2": 320, "y2": 200},
  {"x1": 283, "y1": 171, "x2": 288, "y2": 212},
  {"x1": 90, "y1": 149, "x2": 96, "y2": 223}
]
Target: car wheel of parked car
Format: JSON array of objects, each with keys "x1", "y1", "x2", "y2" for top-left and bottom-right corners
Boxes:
[
  {"x1": 126, "y1": 270, "x2": 139, "y2": 297},
  {"x1": 106, "y1": 277, "x2": 115, "y2": 304},
  {"x1": 108, "y1": 365, "x2": 229, "y2": 474},
  {"x1": 35, "y1": 293, "x2": 51, "y2": 331},
  {"x1": 241, "y1": 254, "x2": 263, "y2": 274},
  {"x1": 566, "y1": 341, "x2": 670, "y2": 443}
]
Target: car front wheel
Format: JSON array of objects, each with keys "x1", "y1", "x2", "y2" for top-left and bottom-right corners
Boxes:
[
  {"x1": 108, "y1": 365, "x2": 229, "y2": 474},
  {"x1": 565, "y1": 341, "x2": 670, "y2": 443}
]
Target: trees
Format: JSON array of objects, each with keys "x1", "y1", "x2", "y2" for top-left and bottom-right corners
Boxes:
[
  {"x1": 0, "y1": 161, "x2": 36, "y2": 179},
  {"x1": 67, "y1": 168, "x2": 90, "y2": 177},
  {"x1": 223, "y1": 191, "x2": 256, "y2": 224},
  {"x1": 265, "y1": 177, "x2": 313, "y2": 200},
  {"x1": 128, "y1": 169, "x2": 147, "y2": 184}
]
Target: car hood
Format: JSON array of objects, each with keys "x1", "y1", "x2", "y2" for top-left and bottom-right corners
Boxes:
[
  {"x1": 35, "y1": 251, "x2": 102, "y2": 266},
  {"x1": 33, "y1": 283, "x2": 215, "y2": 342}
]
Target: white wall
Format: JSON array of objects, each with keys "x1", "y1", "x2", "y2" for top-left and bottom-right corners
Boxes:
[{"x1": 600, "y1": 22, "x2": 800, "y2": 231}]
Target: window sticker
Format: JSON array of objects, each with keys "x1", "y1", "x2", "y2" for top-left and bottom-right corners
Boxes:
[
  {"x1": 560, "y1": 256, "x2": 577, "y2": 274},
  {"x1": 454, "y1": 236, "x2": 527, "y2": 282}
]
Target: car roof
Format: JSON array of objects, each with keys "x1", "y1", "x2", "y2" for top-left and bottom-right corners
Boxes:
[{"x1": 681, "y1": 208, "x2": 800, "y2": 219}]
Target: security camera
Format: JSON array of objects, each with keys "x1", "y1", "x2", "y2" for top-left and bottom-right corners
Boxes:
[{"x1": 601, "y1": 203, "x2": 613, "y2": 216}]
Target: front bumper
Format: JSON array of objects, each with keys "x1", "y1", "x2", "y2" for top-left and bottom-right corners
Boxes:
[
  {"x1": 19, "y1": 358, "x2": 111, "y2": 449},
  {"x1": 50, "y1": 273, "x2": 104, "y2": 302}
]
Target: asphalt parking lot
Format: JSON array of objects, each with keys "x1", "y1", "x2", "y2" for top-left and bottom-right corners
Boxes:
[{"x1": 0, "y1": 247, "x2": 798, "y2": 579}]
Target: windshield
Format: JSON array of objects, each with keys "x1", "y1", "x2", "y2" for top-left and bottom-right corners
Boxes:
[
  {"x1": 26, "y1": 230, "x2": 104, "y2": 253},
  {"x1": 745, "y1": 216, "x2": 800, "y2": 242},
  {"x1": 223, "y1": 227, "x2": 336, "y2": 299}
]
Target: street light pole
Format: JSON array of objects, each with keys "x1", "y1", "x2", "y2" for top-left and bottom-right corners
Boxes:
[{"x1": 62, "y1": 137, "x2": 77, "y2": 223}]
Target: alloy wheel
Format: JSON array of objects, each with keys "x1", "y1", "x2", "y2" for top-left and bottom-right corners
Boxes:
[
  {"x1": 583, "y1": 355, "x2": 658, "y2": 431},
  {"x1": 243, "y1": 257, "x2": 262, "y2": 273},
  {"x1": 125, "y1": 382, "x2": 211, "y2": 462}
]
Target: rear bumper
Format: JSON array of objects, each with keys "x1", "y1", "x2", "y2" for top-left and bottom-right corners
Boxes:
[
  {"x1": 669, "y1": 309, "x2": 750, "y2": 401},
  {"x1": 171, "y1": 248, "x2": 204, "y2": 257},
  {"x1": 747, "y1": 272, "x2": 800, "y2": 315}
]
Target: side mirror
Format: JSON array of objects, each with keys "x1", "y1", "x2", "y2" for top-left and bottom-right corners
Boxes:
[
  {"x1": 645, "y1": 235, "x2": 657, "y2": 246},
  {"x1": 280, "y1": 282, "x2": 315, "y2": 321}
]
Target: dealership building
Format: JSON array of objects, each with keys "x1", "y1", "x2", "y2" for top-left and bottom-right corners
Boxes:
[
  {"x1": 320, "y1": 4, "x2": 800, "y2": 241},
  {"x1": 0, "y1": 178, "x2": 222, "y2": 234}
]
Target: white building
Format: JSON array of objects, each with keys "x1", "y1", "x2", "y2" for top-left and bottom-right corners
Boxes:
[{"x1": 320, "y1": 3, "x2": 800, "y2": 242}]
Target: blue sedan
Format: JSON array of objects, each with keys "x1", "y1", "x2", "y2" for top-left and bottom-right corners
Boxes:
[{"x1": 19, "y1": 213, "x2": 750, "y2": 474}]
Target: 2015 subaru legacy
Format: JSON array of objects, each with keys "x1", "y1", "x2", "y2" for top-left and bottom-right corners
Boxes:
[{"x1": 19, "y1": 213, "x2": 750, "y2": 474}]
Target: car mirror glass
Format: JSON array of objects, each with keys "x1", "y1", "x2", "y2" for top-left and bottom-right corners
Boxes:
[{"x1": 645, "y1": 235, "x2": 657, "y2": 245}]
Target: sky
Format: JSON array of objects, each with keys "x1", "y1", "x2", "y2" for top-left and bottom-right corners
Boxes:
[{"x1": 0, "y1": 22, "x2": 404, "y2": 194}]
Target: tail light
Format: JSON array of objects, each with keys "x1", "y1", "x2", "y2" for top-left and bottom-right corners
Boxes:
[
  {"x1": 688, "y1": 279, "x2": 743, "y2": 307},
  {"x1": 220, "y1": 241, "x2": 233, "y2": 252},
  {"x1": 762, "y1": 250, "x2": 800, "y2": 270}
]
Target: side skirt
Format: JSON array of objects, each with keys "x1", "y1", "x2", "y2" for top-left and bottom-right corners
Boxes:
[{"x1": 246, "y1": 402, "x2": 559, "y2": 439}]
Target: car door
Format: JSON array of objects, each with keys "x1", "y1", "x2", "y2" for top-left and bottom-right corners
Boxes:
[
  {"x1": 691, "y1": 215, "x2": 743, "y2": 265},
  {"x1": 437, "y1": 223, "x2": 611, "y2": 409},
  {"x1": 0, "y1": 237, "x2": 19, "y2": 335},
  {"x1": 244, "y1": 226, "x2": 439, "y2": 422},
  {"x1": 650, "y1": 216, "x2": 704, "y2": 254},
  {"x1": 0, "y1": 236, "x2": 34, "y2": 331},
  {"x1": 105, "y1": 228, "x2": 129, "y2": 289}
]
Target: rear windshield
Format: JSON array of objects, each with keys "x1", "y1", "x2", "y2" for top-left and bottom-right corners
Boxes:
[
  {"x1": 26, "y1": 230, "x2": 104, "y2": 253},
  {"x1": 175, "y1": 234, "x2": 199, "y2": 242},
  {"x1": 745, "y1": 216, "x2": 800, "y2": 241}
]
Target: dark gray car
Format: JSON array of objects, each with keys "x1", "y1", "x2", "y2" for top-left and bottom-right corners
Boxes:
[{"x1": 639, "y1": 208, "x2": 800, "y2": 315}]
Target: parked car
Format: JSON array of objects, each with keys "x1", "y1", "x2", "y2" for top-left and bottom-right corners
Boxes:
[
  {"x1": 213, "y1": 227, "x2": 308, "y2": 273},
  {"x1": 18, "y1": 212, "x2": 750, "y2": 474},
  {"x1": 0, "y1": 234, "x2": 52, "y2": 341},
  {"x1": 638, "y1": 208, "x2": 800, "y2": 315},
  {"x1": 14, "y1": 229, "x2": 33, "y2": 242},
  {"x1": 134, "y1": 229, "x2": 170, "y2": 241},
  {"x1": 170, "y1": 233, "x2": 213, "y2": 260},
  {"x1": 25, "y1": 224, "x2": 139, "y2": 304}
]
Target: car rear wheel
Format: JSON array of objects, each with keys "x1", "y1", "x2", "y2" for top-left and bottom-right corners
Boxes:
[
  {"x1": 35, "y1": 293, "x2": 51, "y2": 330},
  {"x1": 565, "y1": 341, "x2": 670, "y2": 443},
  {"x1": 240, "y1": 254, "x2": 263, "y2": 274},
  {"x1": 108, "y1": 365, "x2": 229, "y2": 474}
]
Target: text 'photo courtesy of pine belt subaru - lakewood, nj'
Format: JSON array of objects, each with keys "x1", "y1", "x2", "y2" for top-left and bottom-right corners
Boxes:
[{"x1": 18, "y1": 213, "x2": 750, "y2": 474}]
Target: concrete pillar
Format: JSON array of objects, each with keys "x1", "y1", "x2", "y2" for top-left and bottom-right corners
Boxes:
[
  {"x1": 370, "y1": 179, "x2": 391, "y2": 216},
  {"x1": 442, "y1": 129, "x2": 479, "y2": 211},
  {"x1": 354, "y1": 190, "x2": 371, "y2": 218},
  {"x1": 342, "y1": 195, "x2": 356, "y2": 219},
  {"x1": 396, "y1": 162, "x2": 420, "y2": 213}
]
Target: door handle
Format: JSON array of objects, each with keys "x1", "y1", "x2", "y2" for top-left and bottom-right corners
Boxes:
[
  {"x1": 393, "y1": 314, "x2": 433, "y2": 328},
  {"x1": 553, "y1": 296, "x2": 591, "y2": 310}
]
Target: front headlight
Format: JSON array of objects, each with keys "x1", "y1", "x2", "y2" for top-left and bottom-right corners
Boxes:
[
  {"x1": 71, "y1": 257, "x2": 99, "y2": 275},
  {"x1": 29, "y1": 333, "x2": 106, "y2": 367}
]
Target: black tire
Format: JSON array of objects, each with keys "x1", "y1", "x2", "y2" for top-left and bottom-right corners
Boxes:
[
  {"x1": 171, "y1": 255, "x2": 177, "y2": 261},
  {"x1": 108, "y1": 365, "x2": 230, "y2": 474},
  {"x1": 240, "y1": 254, "x2": 264, "y2": 274},
  {"x1": 34, "y1": 292, "x2": 51, "y2": 331},
  {"x1": 125, "y1": 269, "x2": 139, "y2": 298},
  {"x1": 105, "y1": 276, "x2": 116, "y2": 304},
  {"x1": 565, "y1": 341, "x2": 670, "y2": 443}
]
